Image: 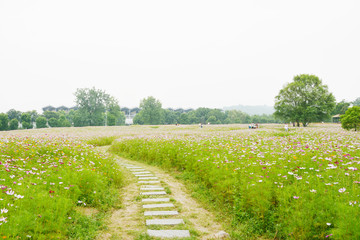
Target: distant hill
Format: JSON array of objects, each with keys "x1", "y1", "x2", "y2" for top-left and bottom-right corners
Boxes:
[{"x1": 223, "y1": 105, "x2": 274, "y2": 116}]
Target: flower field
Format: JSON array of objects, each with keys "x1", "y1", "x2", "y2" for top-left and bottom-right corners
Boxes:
[
  {"x1": 0, "y1": 135, "x2": 122, "y2": 239},
  {"x1": 110, "y1": 126, "x2": 360, "y2": 239}
]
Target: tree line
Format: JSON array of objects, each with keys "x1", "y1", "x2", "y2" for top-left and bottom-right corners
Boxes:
[{"x1": 1, "y1": 76, "x2": 359, "y2": 131}]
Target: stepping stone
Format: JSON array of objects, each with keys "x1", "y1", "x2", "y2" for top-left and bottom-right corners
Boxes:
[
  {"x1": 126, "y1": 166, "x2": 142, "y2": 169},
  {"x1": 135, "y1": 174, "x2": 154, "y2": 177},
  {"x1": 143, "y1": 203, "x2": 174, "y2": 209},
  {"x1": 140, "y1": 187, "x2": 164, "y2": 191},
  {"x1": 138, "y1": 177, "x2": 158, "y2": 180},
  {"x1": 131, "y1": 171, "x2": 151, "y2": 174},
  {"x1": 144, "y1": 211, "x2": 178, "y2": 216},
  {"x1": 142, "y1": 198, "x2": 170, "y2": 203},
  {"x1": 140, "y1": 191, "x2": 166, "y2": 195},
  {"x1": 146, "y1": 219, "x2": 184, "y2": 226},
  {"x1": 141, "y1": 185, "x2": 162, "y2": 188},
  {"x1": 147, "y1": 230, "x2": 190, "y2": 238},
  {"x1": 130, "y1": 169, "x2": 146, "y2": 172},
  {"x1": 138, "y1": 181, "x2": 160, "y2": 184}
]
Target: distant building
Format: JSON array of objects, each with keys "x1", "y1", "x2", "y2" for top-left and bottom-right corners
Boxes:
[{"x1": 332, "y1": 114, "x2": 341, "y2": 123}]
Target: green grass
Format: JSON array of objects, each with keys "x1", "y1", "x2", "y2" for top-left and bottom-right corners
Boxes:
[
  {"x1": 0, "y1": 135, "x2": 123, "y2": 239},
  {"x1": 110, "y1": 127, "x2": 360, "y2": 239},
  {"x1": 87, "y1": 135, "x2": 119, "y2": 146}
]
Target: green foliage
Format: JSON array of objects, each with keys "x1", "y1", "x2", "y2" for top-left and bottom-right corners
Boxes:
[
  {"x1": 341, "y1": 106, "x2": 360, "y2": 131},
  {"x1": 43, "y1": 110, "x2": 60, "y2": 120},
  {"x1": 21, "y1": 113, "x2": 33, "y2": 129},
  {"x1": 58, "y1": 115, "x2": 72, "y2": 127},
  {"x1": 0, "y1": 113, "x2": 9, "y2": 131},
  {"x1": 48, "y1": 117, "x2": 59, "y2": 127},
  {"x1": 35, "y1": 116, "x2": 48, "y2": 128},
  {"x1": 74, "y1": 87, "x2": 119, "y2": 126},
  {"x1": 110, "y1": 128, "x2": 360, "y2": 239},
  {"x1": 6, "y1": 109, "x2": 22, "y2": 121},
  {"x1": 9, "y1": 118, "x2": 19, "y2": 130},
  {"x1": 0, "y1": 136, "x2": 123, "y2": 239},
  {"x1": 332, "y1": 100, "x2": 350, "y2": 115},
  {"x1": 353, "y1": 97, "x2": 360, "y2": 106},
  {"x1": 87, "y1": 136, "x2": 118, "y2": 146},
  {"x1": 138, "y1": 96, "x2": 163, "y2": 125},
  {"x1": 274, "y1": 74, "x2": 336, "y2": 126}
]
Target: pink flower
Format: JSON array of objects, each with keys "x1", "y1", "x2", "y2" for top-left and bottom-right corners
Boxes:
[{"x1": 293, "y1": 196, "x2": 299, "y2": 199}]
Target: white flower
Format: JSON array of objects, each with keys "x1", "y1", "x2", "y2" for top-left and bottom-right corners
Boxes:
[
  {"x1": 0, "y1": 208, "x2": 8, "y2": 214},
  {"x1": 5, "y1": 190, "x2": 14, "y2": 195},
  {"x1": 326, "y1": 223, "x2": 331, "y2": 226},
  {"x1": 339, "y1": 188, "x2": 346, "y2": 193},
  {"x1": 310, "y1": 189, "x2": 317, "y2": 193}
]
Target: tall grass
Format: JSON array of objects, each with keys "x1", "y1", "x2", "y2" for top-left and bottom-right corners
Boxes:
[
  {"x1": 110, "y1": 128, "x2": 360, "y2": 239},
  {"x1": 0, "y1": 135, "x2": 122, "y2": 239}
]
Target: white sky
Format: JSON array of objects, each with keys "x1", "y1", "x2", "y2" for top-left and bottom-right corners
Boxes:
[{"x1": 1, "y1": 0, "x2": 359, "y2": 113}]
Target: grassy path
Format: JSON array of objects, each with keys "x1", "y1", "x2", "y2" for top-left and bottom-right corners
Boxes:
[{"x1": 96, "y1": 147, "x2": 226, "y2": 239}]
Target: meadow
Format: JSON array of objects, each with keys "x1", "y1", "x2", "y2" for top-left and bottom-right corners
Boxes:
[
  {"x1": 1, "y1": 124, "x2": 359, "y2": 239},
  {"x1": 109, "y1": 124, "x2": 360, "y2": 239},
  {"x1": 0, "y1": 134, "x2": 122, "y2": 239}
]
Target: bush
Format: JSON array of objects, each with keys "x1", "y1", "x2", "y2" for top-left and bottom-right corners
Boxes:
[
  {"x1": 341, "y1": 106, "x2": 360, "y2": 131},
  {"x1": 0, "y1": 113, "x2": 9, "y2": 131},
  {"x1": 21, "y1": 113, "x2": 32, "y2": 129},
  {"x1": 36, "y1": 116, "x2": 48, "y2": 128},
  {"x1": 48, "y1": 117, "x2": 59, "y2": 127},
  {"x1": 9, "y1": 118, "x2": 19, "y2": 130}
]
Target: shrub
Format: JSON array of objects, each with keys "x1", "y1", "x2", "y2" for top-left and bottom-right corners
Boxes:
[
  {"x1": 36, "y1": 116, "x2": 48, "y2": 128},
  {"x1": 48, "y1": 117, "x2": 59, "y2": 127},
  {"x1": 9, "y1": 118, "x2": 19, "y2": 130}
]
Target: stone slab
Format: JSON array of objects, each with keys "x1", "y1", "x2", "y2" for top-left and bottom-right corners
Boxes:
[
  {"x1": 130, "y1": 169, "x2": 146, "y2": 172},
  {"x1": 144, "y1": 211, "x2": 178, "y2": 216},
  {"x1": 131, "y1": 171, "x2": 151, "y2": 174},
  {"x1": 143, "y1": 203, "x2": 174, "y2": 209},
  {"x1": 126, "y1": 166, "x2": 142, "y2": 169},
  {"x1": 138, "y1": 177, "x2": 158, "y2": 180},
  {"x1": 140, "y1": 191, "x2": 166, "y2": 195},
  {"x1": 140, "y1": 187, "x2": 164, "y2": 191},
  {"x1": 146, "y1": 219, "x2": 184, "y2": 226},
  {"x1": 135, "y1": 174, "x2": 154, "y2": 177},
  {"x1": 138, "y1": 181, "x2": 160, "y2": 184},
  {"x1": 147, "y1": 230, "x2": 190, "y2": 238},
  {"x1": 142, "y1": 198, "x2": 170, "y2": 203},
  {"x1": 141, "y1": 185, "x2": 162, "y2": 188}
]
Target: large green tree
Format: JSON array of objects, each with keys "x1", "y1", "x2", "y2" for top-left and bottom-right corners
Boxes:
[
  {"x1": 138, "y1": 96, "x2": 163, "y2": 125},
  {"x1": 341, "y1": 106, "x2": 360, "y2": 131},
  {"x1": 74, "y1": 87, "x2": 119, "y2": 126},
  {"x1": 274, "y1": 74, "x2": 335, "y2": 127}
]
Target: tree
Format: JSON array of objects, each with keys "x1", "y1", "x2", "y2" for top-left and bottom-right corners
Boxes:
[
  {"x1": 36, "y1": 116, "x2": 48, "y2": 128},
  {"x1": 74, "y1": 87, "x2": 118, "y2": 126},
  {"x1": 7, "y1": 109, "x2": 22, "y2": 121},
  {"x1": 43, "y1": 111, "x2": 60, "y2": 120},
  {"x1": 0, "y1": 113, "x2": 9, "y2": 131},
  {"x1": 138, "y1": 96, "x2": 163, "y2": 125},
  {"x1": 353, "y1": 97, "x2": 360, "y2": 106},
  {"x1": 48, "y1": 118, "x2": 59, "y2": 127},
  {"x1": 274, "y1": 74, "x2": 335, "y2": 126},
  {"x1": 9, "y1": 119, "x2": 19, "y2": 130},
  {"x1": 332, "y1": 100, "x2": 350, "y2": 116},
  {"x1": 58, "y1": 115, "x2": 71, "y2": 127},
  {"x1": 21, "y1": 113, "x2": 33, "y2": 129},
  {"x1": 341, "y1": 106, "x2": 360, "y2": 131}
]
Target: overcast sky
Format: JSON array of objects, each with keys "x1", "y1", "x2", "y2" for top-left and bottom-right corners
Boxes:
[{"x1": 1, "y1": 0, "x2": 359, "y2": 113}]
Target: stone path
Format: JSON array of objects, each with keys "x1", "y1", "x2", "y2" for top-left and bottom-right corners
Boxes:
[{"x1": 120, "y1": 163, "x2": 191, "y2": 239}]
